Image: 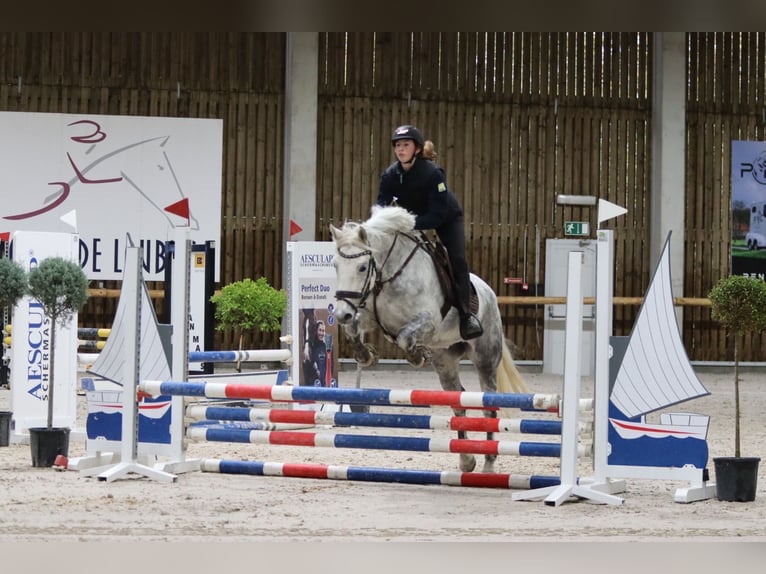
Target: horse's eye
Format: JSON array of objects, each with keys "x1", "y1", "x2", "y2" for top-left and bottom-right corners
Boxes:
[{"x1": 358, "y1": 263, "x2": 367, "y2": 273}]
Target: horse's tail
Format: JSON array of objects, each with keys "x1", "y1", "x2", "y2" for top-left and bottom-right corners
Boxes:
[{"x1": 496, "y1": 340, "x2": 529, "y2": 394}]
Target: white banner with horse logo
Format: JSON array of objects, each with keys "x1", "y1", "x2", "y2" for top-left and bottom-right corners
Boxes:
[{"x1": 0, "y1": 111, "x2": 222, "y2": 281}]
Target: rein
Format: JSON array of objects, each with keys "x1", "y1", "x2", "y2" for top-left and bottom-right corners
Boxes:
[{"x1": 335, "y1": 230, "x2": 426, "y2": 340}]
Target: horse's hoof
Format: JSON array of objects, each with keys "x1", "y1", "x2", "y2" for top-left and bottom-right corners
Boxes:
[
  {"x1": 405, "y1": 348, "x2": 427, "y2": 368},
  {"x1": 354, "y1": 343, "x2": 378, "y2": 367},
  {"x1": 459, "y1": 454, "x2": 477, "y2": 473}
]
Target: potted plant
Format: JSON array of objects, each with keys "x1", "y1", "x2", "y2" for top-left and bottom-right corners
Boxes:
[
  {"x1": 210, "y1": 277, "x2": 287, "y2": 371},
  {"x1": 708, "y1": 274, "x2": 766, "y2": 501},
  {"x1": 0, "y1": 256, "x2": 28, "y2": 309},
  {"x1": 0, "y1": 256, "x2": 28, "y2": 445},
  {"x1": 26, "y1": 256, "x2": 89, "y2": 467}
]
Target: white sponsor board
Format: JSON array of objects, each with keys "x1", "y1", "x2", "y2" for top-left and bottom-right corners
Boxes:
[
  {"x1": 10, "y1": 231, "x2": 80, "y2": 437},
  {"x1": 0, "y1": 111, "x2": 222, "y2": 281},
  {"x1": 286, "y1": 242, "x2": 339, "y2": 388}
]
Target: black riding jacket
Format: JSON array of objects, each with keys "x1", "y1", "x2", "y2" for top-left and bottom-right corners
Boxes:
[{"x1": 376, "y1": 157, "x2": 463, "y2": 231}]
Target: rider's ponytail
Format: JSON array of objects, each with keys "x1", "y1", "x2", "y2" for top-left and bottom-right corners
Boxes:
[{"x1": 422, "y1": 140, "x2": 437, "y2": 161}]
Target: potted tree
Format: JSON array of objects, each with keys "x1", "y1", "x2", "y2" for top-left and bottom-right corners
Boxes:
[
  {"x1": 708, "y1": 274, "x2": 766, "y2": 501},
  {"x1": 0, "y1": 256, "x2": 28, "y2": 445},
  {"x1": 26, "y1": 256, "x2": 89, "y2": 467},
  {"x1": 210, "y1": 277, "x2": 287, "y2": 371},
  {"x1": 0, "y1": 256, "x2": 27, "y2": 308}
]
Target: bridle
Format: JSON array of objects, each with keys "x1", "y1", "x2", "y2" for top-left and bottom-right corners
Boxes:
[{"x1": 335, "y1": 230, "x2": 425, "y2": 339}]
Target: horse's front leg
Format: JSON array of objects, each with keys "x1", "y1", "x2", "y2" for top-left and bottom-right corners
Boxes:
[
  {"x1": 340, "y1": 321, "x2": 379, "y2": 368},
  {"x1": 395, "y1": 311, "x2": 436, "y2": 368}
]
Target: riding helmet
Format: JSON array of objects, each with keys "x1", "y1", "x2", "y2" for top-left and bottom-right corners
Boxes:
[{"x1": 391, "y1": 125, "x2": 424, "y2": 148}]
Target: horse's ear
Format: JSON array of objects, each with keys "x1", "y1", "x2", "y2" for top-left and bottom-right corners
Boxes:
[
  {"x1": 357, "y1": 226, "x2": 367, "y2": 242},
  {"x1": 329, "y1": 224, "x2": 341, "y2": 240}
]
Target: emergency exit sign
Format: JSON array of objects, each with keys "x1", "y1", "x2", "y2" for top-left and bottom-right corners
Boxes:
[{"x1": 565, "y1": 221, "x2": 589, "y2": 236}]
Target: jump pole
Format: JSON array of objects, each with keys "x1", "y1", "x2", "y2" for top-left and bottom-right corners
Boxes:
[
  {"x1": 186, "y1": 405, "x2": 566, "y2": 434},
  {"x1": 185, "y1": 426, "x2": 585, "y2": 458},
  {"x1": 200, "y1": 459, "x2": 567, "y2": 490},
  {"x1": 140, "y1": 380, "x2": 561, "y2": 411}
]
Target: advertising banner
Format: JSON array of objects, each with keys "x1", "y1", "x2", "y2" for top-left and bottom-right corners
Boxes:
[
  {"x1": 286, "y1": 242, "x2": 339, "y2": 388},
  {"x1": 0, "y1": 111, "x2": 222, "y2": 281},
  {"x1": 731, "y1": 140, "x2": 766, "y2": 278},
  {"x1": 10, "y1": 231, "x2": 80, "y2": 435}
]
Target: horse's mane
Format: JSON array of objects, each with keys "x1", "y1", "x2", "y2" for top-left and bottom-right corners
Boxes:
[
  {"x1": 335, "y1": 205, "x2": 416, "y2": 252},
  {"x1": 364, "y1": 205, "x2": 415, "y2": 236}
]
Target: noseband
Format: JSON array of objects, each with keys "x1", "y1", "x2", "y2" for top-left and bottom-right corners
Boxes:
[{"x1": 334, "y1": 245, "x2": 378, "y2": 314}]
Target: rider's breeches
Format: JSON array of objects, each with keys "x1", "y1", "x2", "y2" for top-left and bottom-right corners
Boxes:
[{"x1": 436, "y1": 216, "x2": 471, "y2": 316}]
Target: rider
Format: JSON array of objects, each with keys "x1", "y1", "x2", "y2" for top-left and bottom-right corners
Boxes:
[{"x1": 375, "y1": 124, "x2": 483, "y2": 340}]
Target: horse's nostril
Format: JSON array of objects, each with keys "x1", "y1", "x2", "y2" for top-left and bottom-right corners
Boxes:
[{"x1": 336, "y1": 312, "x2": 353, "y2": 324}]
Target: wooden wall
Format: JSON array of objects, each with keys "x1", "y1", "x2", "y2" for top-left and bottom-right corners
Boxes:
[
  {"x1": 317, "y1": 32, "x2": 652, "y2": 360},
  {"x1": 1, "y1": 32, "x2": 763, "y2": 362}
]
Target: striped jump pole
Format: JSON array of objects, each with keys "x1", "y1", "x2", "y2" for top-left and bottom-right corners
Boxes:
[
  {"x1": 187, "y1": 405, "x2": 566, "y2": 435},
  {"x1": 185, "y1": 426, "x2": 590, "y2": 458},
  {"x1": 201, "y1": 459, "x2": 577, "y2": 491},
  {"x1": 77, "y1": 339, "x2": 106, "y2": 351},
  {"x1": 141, "y1": 380, "x2": 561, "y2": 411},
  {"x1": 78, "y1": 327, "x2": 112, "y2": 339},
  {"x1": 189, "y1": 421, "x2": 313, "y2": 432},
  {"x1": 188, "y1": 349, "x2": 293, "y2": 364}
]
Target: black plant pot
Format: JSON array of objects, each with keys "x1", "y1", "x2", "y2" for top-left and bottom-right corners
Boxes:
[
  {"x1": 713, "y1": 456, "x2": 760, "y2": 502},
  {"x1": 0, "y1": 410, "x2": 12, "y2": 447},
  {"x1": 28, "y1": 427, "x2": 70, "y2": 468}
]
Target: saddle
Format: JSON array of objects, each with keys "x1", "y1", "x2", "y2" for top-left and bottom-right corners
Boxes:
[{"x1": 416, "y1": 231, "x2": 478, "y2": 318}]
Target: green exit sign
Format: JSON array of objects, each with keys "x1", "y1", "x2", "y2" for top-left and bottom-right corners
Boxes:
[{"x1": 565, "y1": 221, "x2": 590, "y2": 236}]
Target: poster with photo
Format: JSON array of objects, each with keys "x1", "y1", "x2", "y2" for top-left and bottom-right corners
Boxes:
[
  {"x1": 286, "y1": 242, "x2": 339, "y2": 387},
  {"x1": 731, "y1": 140, "x2": 766, "y2": 278}
]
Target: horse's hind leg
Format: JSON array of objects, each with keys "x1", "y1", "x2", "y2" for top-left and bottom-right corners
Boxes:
[
  {"x1": 470, "y1": 339, "x2": 504, "y2": 473},
  {"x1": 431, "y1": 347, "x2": 477, "y2": 473}
]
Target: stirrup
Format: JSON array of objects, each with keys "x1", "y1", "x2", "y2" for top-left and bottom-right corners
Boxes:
[{"x1": 460, "y1": 313, "x2": 483, "y2": 340}]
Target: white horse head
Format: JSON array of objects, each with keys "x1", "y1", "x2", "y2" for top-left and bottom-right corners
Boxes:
[{"x1": 329, "y1": 205, "x2": 419, "y2": 331}]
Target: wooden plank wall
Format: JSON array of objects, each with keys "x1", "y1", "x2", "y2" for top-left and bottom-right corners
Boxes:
[
  {"x1": 317, "y1": 32, "x2": 652, "y2": 361},
  {"x1": 1, "y1": 32, "x2": 763, "y2": 362}
]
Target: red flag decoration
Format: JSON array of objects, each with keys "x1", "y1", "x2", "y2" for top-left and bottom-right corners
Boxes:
[
  {"x1": 164, "y1": 198, "x2": 190, "y2": 223},
  {"x1": 289, "y1": 219, "x2": 303, "y2": 237},
  {"x1": 0, "y1": 231, "x2": 10, "y2": 242}
]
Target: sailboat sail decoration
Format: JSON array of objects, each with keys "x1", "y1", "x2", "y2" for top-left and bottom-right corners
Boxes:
[
  {"x1": 84, "y1": 242, "x2": 173, "y2": 444},
  {"x1": 88, "y1": 272, "x2": 170, "y2": 386},
  {"x1": 608, "y1": 232, "x2": 711, "y2": 468}
]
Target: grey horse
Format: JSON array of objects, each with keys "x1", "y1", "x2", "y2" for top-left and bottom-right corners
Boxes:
[{"x1": 330, "y1": 205, "x2": 529, "y2": 473}]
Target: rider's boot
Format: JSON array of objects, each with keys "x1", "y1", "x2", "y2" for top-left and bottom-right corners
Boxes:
[{"x1": 459, "y1": 312, "x2": 483, "y2": 340}]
